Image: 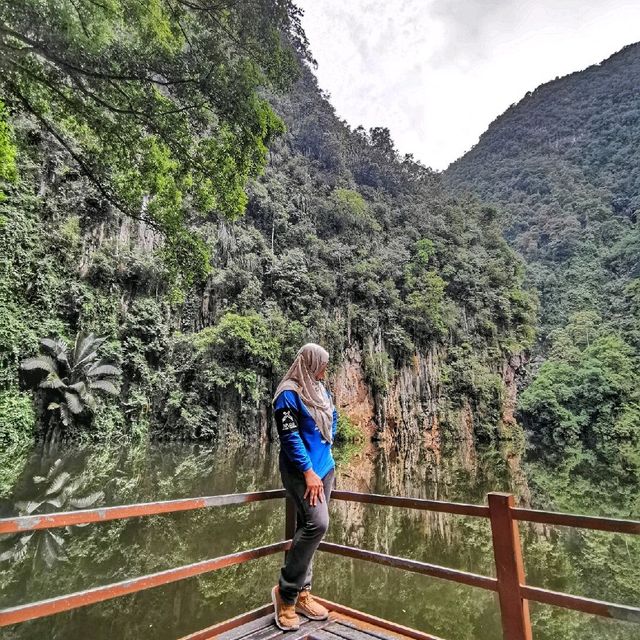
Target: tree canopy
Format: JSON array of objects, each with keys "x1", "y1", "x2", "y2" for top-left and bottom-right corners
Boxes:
[{"x1": 0, "y1": 0, "x2": 310, "y2": 287}]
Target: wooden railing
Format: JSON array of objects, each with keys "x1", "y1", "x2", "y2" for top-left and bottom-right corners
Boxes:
[{"x1": 0, "y1": 488, "x2": 638, "y2": 639}]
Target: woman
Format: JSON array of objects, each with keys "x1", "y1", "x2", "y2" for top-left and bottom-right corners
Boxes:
[{"x1": 271, "y1": 343, "x2": 338, "y2": 631}]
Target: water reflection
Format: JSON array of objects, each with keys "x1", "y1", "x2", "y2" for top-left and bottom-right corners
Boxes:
[{"x1": 0, "y1": 438, "x2": 637, "y2": 640}]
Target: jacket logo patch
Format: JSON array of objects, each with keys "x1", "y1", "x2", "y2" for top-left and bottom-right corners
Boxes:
[{"x1": 281, "y1": 409, "x2": 297, "y2": 431}]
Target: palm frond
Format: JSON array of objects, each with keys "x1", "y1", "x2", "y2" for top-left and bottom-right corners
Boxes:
[
  {"x1": 41, "y1": 532, "x2": 61, "y2": 567},
  {"x1": 73, "y1": 334, "x2": 105, "y2": 370},
  {"x1": 60, "y1": 475, "x2": 84, "y2": 498},
  {"x1": 68, "y1": 491, "x2": 104, "y2": 509},
  {"x1": 0, "y1": 548, "x2": 14, "y2": 563},
  {"x1": 60, "y1": 404, "x2": 71, "y2": 426},
  {"x1": 40, "y1": 338, "x2": 60, "y2": 353},
  {"x1": 14, "y1": 540, "x2": 30, "y2": 562},
  {"x1": 87, "y1": 364, "x2": 122, "y2": 378},
  {"x1": 47, "y1": 530, "x2": 65, "y2": 547},
  {"x1": 19, "y1": 533, "x2": 34, "y2": 545},
  {"x1": 43, "y1": 337, "x2": 70, "y2": 369},
  {"x1": 40, "y1": 374, "x2": 65, "y2": 390},
  {"x1": 21, "y1": 356, "x2": 57, "y2": 374},
  {"x1": 45, "y1": 495, "x2": 65, "y2": 508},
  {"x1": 88, "y1": 380, "x2": 119, "y2": 395},
  {"x1": 15, "y1": 500, "x2": 44, "y2": 515},
  {"x1": 72, "y1": 332, "x2": 89, "y2": 365},
  {"x1": 64, "y1": 392, "x2": 85, "y2": 415},
  {"x1": 0, "y1": 540, "x2": 29, "y2": 563},
  {"x1": 46, "y1": 460, "x2": 63, "y2": 481},
  {"x1": 84, "y1": 393, "x2": 97, "y2": 412},
  {"x1": 45, "y1": 472, "x2": 71, "y2": 496},
  {"x1": 68, "y1": 381, "x2": 87, "y2": 396}
]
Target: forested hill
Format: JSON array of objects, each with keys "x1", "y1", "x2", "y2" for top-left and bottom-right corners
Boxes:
[
  {"x1": 445, "y1": 42, "x2": 640, "y2": 351},
  {"x1": 0, "y1": 2, "x2": 535, "y2": 452},
  {"x1": 445, "y1": 43, "x2": 640, "y2": 509}
]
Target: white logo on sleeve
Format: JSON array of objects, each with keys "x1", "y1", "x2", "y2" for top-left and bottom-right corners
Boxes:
[{"x1": 282, "y1": 409, "x2": 297, "y2": 431}]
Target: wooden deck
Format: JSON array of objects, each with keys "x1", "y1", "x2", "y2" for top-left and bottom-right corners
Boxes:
[{"x1": 180, "y1": 598, "x2": 442, "y2": 640}]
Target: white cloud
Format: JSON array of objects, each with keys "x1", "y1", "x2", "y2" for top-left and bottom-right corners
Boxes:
[{"x1": 296, "y1": 0, "x2": 640, "y2": 170}]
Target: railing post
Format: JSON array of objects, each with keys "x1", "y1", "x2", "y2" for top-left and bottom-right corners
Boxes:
[
  {"x1": 284, "y1": 496, "x2": 297, "y2": 562},
  {"x1": 488, "y1": 492, "x2": 533, "y2": 640}
]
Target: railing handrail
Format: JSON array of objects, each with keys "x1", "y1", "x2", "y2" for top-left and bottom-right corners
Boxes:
[
  {"x1": 316, "y1": 541, "x2": 640, "y2": 623},
  {"x1": 511, "y1": 506, "x2": 640, "y2": 534},
  {"x1": 0, "y1": 542, "x2": 289, "y2": 627},
  {"x1": 318, "y1": 541, "x2": 498, "y2": 591},
  {"x1": 330, "y1": 490, "x2": 490, "y2": 518},
  {"x1": 1, "y1": 488, "x2": 639, "y2": 635},
  {"x1": 3, "y1": 488, "x2": 636, "y2": 535},
  {"x1": 0, "y1": 489, "x2": 286, "y2": 534}
]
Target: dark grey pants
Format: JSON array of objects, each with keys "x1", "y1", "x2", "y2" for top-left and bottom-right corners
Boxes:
[{"x1": 278, "y1": 451, "x2": 336, "y2": 604}]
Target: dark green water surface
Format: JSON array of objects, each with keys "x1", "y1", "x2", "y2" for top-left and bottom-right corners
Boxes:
[{"x1": 0, "y1": 440, "x2": 637, "y2": 640}]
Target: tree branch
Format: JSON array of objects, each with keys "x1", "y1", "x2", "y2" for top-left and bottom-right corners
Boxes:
[{"x1": 10, "y1": 84, "x2": 163, "y2": 233}]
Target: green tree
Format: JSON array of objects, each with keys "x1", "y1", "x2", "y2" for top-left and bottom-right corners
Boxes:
[
  {"x1": 21, "y1": 333, "x2": 121, "y2": 428},
  {"x1": 0, "y1": 100, "x2": 17, "y2": 197},
  {"x1": 0, "y1": 0, "x2": 309, "y2": 286}
]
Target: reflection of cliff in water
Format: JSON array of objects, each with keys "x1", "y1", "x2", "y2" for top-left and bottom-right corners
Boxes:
[{"x1": 330, "y1": 435, "x2": 531, "y2": 566}]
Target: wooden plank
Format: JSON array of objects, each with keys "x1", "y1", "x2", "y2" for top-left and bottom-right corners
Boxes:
[
  {"x1": 305, "y1": 630, "x2": 346, "y2": 640},
  {"x1": 312, "y1": 598, "x2": 444, "y2": 640},
  {"x1": 215, "y1": 612, "x2": 276, "y2": 640},
  {"x1": 318, "y1": 542, "x2": 497, "y2": 592},
  {"x1": 326, "y1": 619, "x2": 398, "y2": 640},
  {"x1": 511, "y1": 508, "x2": 640, "y2": 535},
  {"x1": 0, "y1": 490, "x2": 286, "y2": 534},
  {"x1": 0, "y1": 543, "x2": 287, "y2": 627},
  {"x1": 281, "y1": 619, "x2": 339, "y2": 640},
  {"x1": 488, "y1": 493, "x2": 533, "y2": 640},
  {"x1": 238, "y1": 618, "x2": 335, "y2": 640},
  {"x1": 205, "y1": 611, "x2": 336, "y2": 640},
  {"x1": 330, "y1": 491, "x2": 489, "y2": 519},
  {"x1": 241, "y1": 622, "x2": 284, "y2": 640}
]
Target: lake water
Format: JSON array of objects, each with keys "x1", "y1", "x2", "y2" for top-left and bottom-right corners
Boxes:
[{"x1": 0, "y1": 438, "x2": 637, "y2": 640}]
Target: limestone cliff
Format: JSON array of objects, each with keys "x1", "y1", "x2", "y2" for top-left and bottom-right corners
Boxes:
[{"x1": 331, "y1": 342, "x2": 529, "y2": 460}]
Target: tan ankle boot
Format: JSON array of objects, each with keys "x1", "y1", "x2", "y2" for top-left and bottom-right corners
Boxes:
[
  {"x1": 272, "y1": 585, "x2": 301, "y2": 631},
  {"x1": 295, "y1": 589, "x2": 329, "y2": 620}
]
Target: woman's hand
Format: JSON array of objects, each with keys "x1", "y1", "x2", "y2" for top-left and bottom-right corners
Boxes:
[{"x1": 303, "y1": 469, "x2": 325, "y2": 506}]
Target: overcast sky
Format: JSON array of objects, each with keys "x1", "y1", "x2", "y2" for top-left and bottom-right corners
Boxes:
[{"x1": 295, "y1": 0, "x2": 640, "y2": 171}]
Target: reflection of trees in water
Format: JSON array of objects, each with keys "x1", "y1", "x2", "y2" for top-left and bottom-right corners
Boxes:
[
  {"x1": 316, "y1": 439, "x2": 522, "y2": 640},
  {"x1": 2, "y1": 440, "x2": 636, "y2": 640},
  {"x1": 0, "y1": 441, "x2": 285, "y2": 640},
  {"x1": 331, "y1": 437, "x2": 531, "y2": 556},
  {"x1": 1, "y1": 457, "x2": 104, "y2": 569}
]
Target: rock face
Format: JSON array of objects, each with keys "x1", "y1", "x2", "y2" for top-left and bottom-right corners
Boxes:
[
  {"x1": 501, "y1": 352, "x2": 528, "y2": 430},
  {"x1": 379, "y1": 347, "x2": 441, "y2": 451},
  {"x1": 331, "y1": 342, "x2": 528, "y2": 459},
  {"x1": 332, "y1": 345, "x2": 376, "y2": 435}
]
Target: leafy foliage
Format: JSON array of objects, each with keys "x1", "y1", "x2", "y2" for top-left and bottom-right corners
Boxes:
[
  {"x1": 0, "y1": 8, "x2": 536, "y2": 446},
  {"x1": 519, "y1": 315, "x2": 640, "y2": 479},
  {"x1": 0, "y1": 99, "x2": 17, "y2": 196},
  {"x1": 0, "y1": 0, "x2": 309, "y2": 287},
  {"x1": 446, "y1": 44, "x2": 640, "y2": 355},
  {"x1": 21, "y1": 333, "x2": 122, "y2": 428},
  {"x1": 446, "y1": 42, "x2": 640, "y2": 525}
]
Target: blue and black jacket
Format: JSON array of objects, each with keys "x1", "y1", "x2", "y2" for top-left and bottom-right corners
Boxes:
[{"x1": 273, "y1": 387, "x2": 338, "y2": 479}]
